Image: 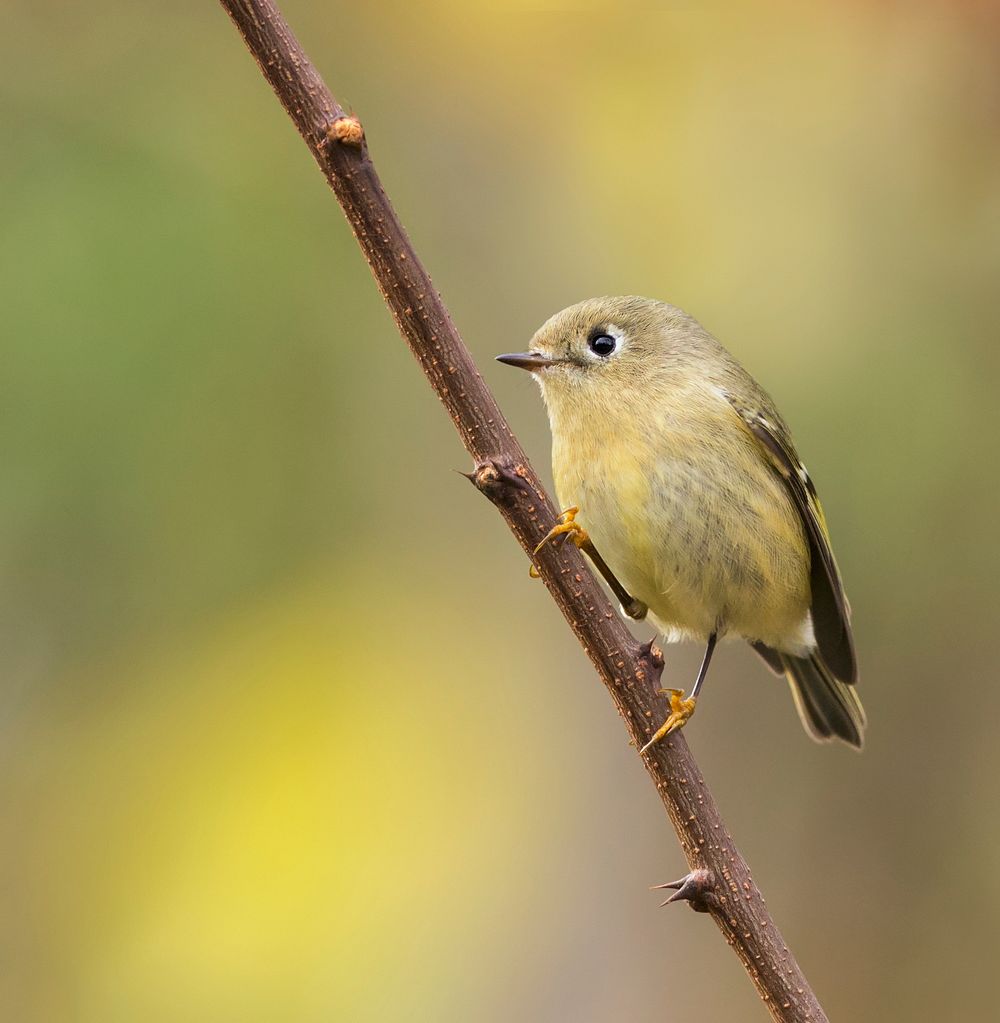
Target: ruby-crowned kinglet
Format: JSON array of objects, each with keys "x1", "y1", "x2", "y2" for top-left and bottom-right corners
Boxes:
[{"x1": 498, "y1": 296, "x2": 864, "y2": 749}]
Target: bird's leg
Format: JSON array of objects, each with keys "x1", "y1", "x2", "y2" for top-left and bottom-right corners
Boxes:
[
  {"x1": 531, "y1": 507, "x2": 648, "y2": 621},
  {"x1": 584, "y1": 542, "x2": 648, "y2": 621},
  {"x1": 640, "y1": 631, "x2": 718, "y2": 754}
]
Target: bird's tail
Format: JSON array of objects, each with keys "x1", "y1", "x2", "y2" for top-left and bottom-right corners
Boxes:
[{"x1": 782, "y1": 653, "x2": 866, "y2": 748}]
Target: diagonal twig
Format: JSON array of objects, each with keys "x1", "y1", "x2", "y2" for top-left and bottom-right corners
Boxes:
[{"x1": 216, "y1": 3, "x2": 830, "y2": 1019}]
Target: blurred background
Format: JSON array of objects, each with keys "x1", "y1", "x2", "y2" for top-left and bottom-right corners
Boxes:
[{"x1": 2, "y1": 0, "x2": 999, "y2": 1019}]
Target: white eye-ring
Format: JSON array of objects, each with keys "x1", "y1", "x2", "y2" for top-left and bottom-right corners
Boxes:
[{"x1": 587, "y1": 327, "x2": 622, "y2": 358}]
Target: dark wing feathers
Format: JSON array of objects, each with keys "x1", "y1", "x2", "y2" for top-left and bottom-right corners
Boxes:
[
  {"x1": 750, "y1": 640, "x2": 785, "y2": 676},
  {"x1": 726, "y1": 396, "x2": 858, "y2": 685}
]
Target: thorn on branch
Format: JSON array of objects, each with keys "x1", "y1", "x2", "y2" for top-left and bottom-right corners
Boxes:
[
  {"x1": 651, "y1": 869, "x2": 715, "y2": 913},
  {"x1": 639, "y1": 637, "x2": 665, "y2": 676},
  {"x1": 326, "y1": 115, "x2": 364, "y2": 147},
  {"x1": 465, "y1": 458, "x2": 533, "y2": 503}
]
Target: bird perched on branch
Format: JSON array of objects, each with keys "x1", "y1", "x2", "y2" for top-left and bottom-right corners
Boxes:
[{"x1": 498, "y1": 296, "x2": 864, "y2": 750}]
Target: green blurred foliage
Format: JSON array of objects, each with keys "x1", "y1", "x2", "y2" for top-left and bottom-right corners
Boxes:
[{"x1": 2, "y1": 0, "x2": 999, "y2": 1020}]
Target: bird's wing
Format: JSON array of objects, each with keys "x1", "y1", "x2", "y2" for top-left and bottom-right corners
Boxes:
[{"x1": 724, "y1": 394, "x2": 858, "y2": 685}]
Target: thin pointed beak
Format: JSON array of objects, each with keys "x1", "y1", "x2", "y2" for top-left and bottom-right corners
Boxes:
[{"x1": 495, "y1": 351, "x2": 560, "y2": 371}]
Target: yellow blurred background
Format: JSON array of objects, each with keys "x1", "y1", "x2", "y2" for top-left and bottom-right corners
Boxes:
[{"x1": 3, "y1": 0, "x2": 999, "y2": 1019}]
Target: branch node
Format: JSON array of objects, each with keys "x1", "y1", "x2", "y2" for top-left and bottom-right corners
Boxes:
[
  {"x1": 326, "y1": 115, "x2": 365, "y2": 147},
  {"x1": 639, "y1": 636, "x2": 665, "y2": 676},
  {"x1": 651, "y1": 868, "x2": 716, "y2": 913},
  {"x1": 467, "y1": 458, "x2": 532, "y2": 502}
]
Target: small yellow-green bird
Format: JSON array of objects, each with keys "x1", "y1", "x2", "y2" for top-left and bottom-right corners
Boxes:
[{"x1": 497, "y1": 296, "x2": 864, "y2": 750}]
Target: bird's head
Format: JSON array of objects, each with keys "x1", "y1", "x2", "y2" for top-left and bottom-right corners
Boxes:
[{"x1": 497, "y1": 296, "x2": 710, "y2": 414}]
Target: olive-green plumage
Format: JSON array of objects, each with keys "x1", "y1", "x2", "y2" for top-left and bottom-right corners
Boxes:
[{"x1": 507, "y1": 296, "x2": 864, "y2": 747}]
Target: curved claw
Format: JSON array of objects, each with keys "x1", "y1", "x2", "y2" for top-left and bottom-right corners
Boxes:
[
  {"x1": 533, "y1": 506, "x2": 588, "y2": 555},
  {"x1": 639, "y1": 689, "x2": 697, "y2": 755}
]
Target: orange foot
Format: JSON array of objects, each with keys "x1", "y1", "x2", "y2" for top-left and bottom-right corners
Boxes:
[
  {"x1": 639, "y1": 689, "x2": 697, "y2": 755},
  {"x1": 529, "y1": 507, "x2": 589, "y2": 576}
]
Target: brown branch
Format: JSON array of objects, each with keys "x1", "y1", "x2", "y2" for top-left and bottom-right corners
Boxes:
[{"x1": 216, "y1": 3, "x2": 830, "y2": 1020}]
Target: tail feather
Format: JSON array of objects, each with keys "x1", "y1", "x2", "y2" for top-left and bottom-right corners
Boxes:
[{"x1": 782, "y1": 653, "x2": 866, "y2": 748}]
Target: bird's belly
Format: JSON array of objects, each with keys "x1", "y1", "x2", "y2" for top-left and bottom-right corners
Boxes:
[{"x1": 556, "y1": 446, "x2": 811, "y2": 649}]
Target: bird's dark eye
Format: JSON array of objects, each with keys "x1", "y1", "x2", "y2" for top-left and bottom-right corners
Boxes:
[{"x1": 588, "y1": 333, "x2": 617, "y2": 357}]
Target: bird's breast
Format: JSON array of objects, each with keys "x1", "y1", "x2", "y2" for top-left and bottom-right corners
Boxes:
[{"x1": 550, "y1": 408, "x2": 811, "y2": 647}]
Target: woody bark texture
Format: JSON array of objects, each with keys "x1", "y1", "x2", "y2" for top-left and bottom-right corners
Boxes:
[{"x1": 216, "y1": 2, "x2": 830, "y2": 1020}]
